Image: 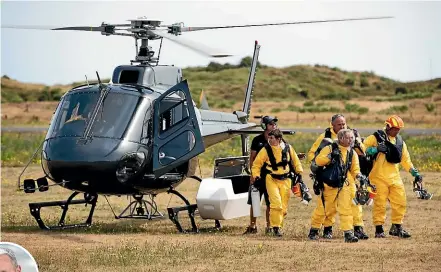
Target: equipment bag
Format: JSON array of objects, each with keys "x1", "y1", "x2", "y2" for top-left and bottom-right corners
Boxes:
[
  {"x1": 373, "y1": 130, "x2": 403, "y2": 164},
  {"x1": 316, "y1": 143, "x2": 353, "y2": 188}
]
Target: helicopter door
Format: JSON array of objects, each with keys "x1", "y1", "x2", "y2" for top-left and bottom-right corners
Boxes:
[{"x1": 152, "y1": 80, "x2": 204, "y2": 177}]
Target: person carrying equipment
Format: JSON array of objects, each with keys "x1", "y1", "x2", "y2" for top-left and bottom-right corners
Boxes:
[
  {"x1": 308, "y1": 114, "x2": 369, "y2": 240},
  {"x1": 308, "y1": 129, "x2": 368, "y2": 243},
  {"x1": 251, "y1": 129, "x2": 303, "y2": 237},
  {"x1": 243, "y1": 116, "x2": 278, "y2": 234},
  {"x1": 364, "y1": 115, "x2": 425, "y2": 238}
]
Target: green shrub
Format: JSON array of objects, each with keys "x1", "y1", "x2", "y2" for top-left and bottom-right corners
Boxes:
[
  {"x1": 360, "y1": 77, "x2": 369, "y2": 87},
  {"x1": 425, "y1": 103, "x2": 436, "y2": 112},
  {"x1": 344, "y1": 77, "x2": 355, "y2": 86},
  {"x1": 303, "y1": 101, "x2": 314, "y2": 107},
  {"x1": 395, "y1": 87, "x2": 408, "y2": 95},
  {"x1": 344, "y1": 103, "x2": 369, "y2": 114},
  {"x1": 379, "y1": 105, "x2": 408, "y2": 114}
]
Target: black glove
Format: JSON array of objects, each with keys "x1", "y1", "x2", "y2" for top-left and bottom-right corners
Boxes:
[
  {"x1": 359, "y1": 175, "x2": 369, "y2": 187},
  {"x1": 415, "y1": 175, "x2": 423, "y2": 184},
  {"x1": 377, "y1": 142, "x2": 388, "y2": 153}
]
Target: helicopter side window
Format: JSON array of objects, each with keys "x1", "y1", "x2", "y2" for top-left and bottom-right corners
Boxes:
[{"x1": 158, "y1": 91, "x2": 189, "y2": 135}]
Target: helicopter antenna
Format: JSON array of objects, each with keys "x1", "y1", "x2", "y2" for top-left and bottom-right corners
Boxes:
[
  {"x1": 96, "y1": 71, "x2": 103, "y2": 89},
  {"x1": 85, "y1": 75, "x2": 89, "y2": 87}
]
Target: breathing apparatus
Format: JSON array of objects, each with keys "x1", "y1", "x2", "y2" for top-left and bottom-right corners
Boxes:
[
  {"x1": 353, "y1": 175, "x2": 377, "y2": 206},
  {"x1": 291, "y1": 174, "x2": 312, "y2": 205},
  {"x1": 413, "y1": 176, "x2": 433, "y2": 200}
]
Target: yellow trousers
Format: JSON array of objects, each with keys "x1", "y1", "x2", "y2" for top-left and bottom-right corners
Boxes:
[
  {"x1": 266, "y1": 175, "x2": 291, "y2": 228},
  {"x1": 320, "y1": 183, "x2": 363, "y2": 227},
  {"x1": 371, "y1": 177, "x2": 407, "y2": 225},
  {"x1": 310, "y1": 183, "x2": 353, "y2": 231}
]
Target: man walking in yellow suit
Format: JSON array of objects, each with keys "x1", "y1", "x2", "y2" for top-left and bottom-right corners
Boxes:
[
  {"x1": 251, "y1": 129, "x2": 303, "y2": 236},
  {"x1": 308, "y1": 129, "x2": 366, "y2": 242},
  {"x1": 364, "y1": 115, "x2": 422, "y2": 238},
  {"x1": 308, "y1": 114, "x2": 369, "y2": 239}
]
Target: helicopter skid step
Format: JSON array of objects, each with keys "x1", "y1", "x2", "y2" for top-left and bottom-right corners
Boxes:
[{"x1": 29, "y1": 191, "x2": 98, "y2": 230}]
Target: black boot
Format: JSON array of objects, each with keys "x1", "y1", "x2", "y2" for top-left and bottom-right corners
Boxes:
[
  {"x1": 308, "y1": 228, "x2": 320, "y2": 240},
  {"x1": 322, "y1": 226, "x2": 333, "y2": 239},
  {"x1": 375, "y1": 225, "x2": 386, "y2": 238},
  {"x1": 273, "y1": 227, "x2": 283, "y2": 237},
  {"x1": 354, "y1": 226, "x2": 369, "y2": 240},
  {"x1": 389, "y1": 224, "x2": 411, "y2": 238},
  {"x1": 243, "y1": 226, "x2": 257, "y2": 235},
  {"x1": 344, "y1": 231, "x2": 359, "y2": 243}
]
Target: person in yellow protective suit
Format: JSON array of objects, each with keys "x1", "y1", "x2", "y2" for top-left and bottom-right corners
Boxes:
[
  {"x1": 308, "y1": 114, "x2": 369, "y2": 240},
  {"x1": 308, "y1": 129, "x2": 368, "y2": 243},
  {"x1": 364, "y1": 115, "x2": 421, "y2": 238},
  {"x1": 251, "y1": 129, "x2": 303, "y2": 237}
]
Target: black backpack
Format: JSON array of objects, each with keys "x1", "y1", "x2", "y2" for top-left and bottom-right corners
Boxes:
[
  {"x1": 315, "y1": 142, "x2": 353, "y2": 188},
  {"x1": 364, "y1": 130, "x2": 403, "y2": 175},
  {"x1": 325, "y1": 127, "x2": 370, "y2": 176}
]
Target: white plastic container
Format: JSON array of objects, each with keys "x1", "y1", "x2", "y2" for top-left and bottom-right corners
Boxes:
[
  {"x1": 250, "y1": 185, "x2": 261, "y2": 217},
  {"x1": 196, "y1": 177, "x2": 250, "y2": 220}
]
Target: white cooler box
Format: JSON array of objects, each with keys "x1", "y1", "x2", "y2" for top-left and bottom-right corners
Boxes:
[{"x1": 196, "y1": 156, "x2": 253, "y2": 220}]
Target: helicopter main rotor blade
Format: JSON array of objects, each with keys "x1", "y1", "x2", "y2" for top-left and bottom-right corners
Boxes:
[
  {"x1": 2, "y1": 24, "x2": 131, "y2": 32},
  {"x1": 149, "y1": 29, "x2": 232, "y2": 58},
  {"x1": 174, "y1": 16, "x2": 393, "y2": 33}
]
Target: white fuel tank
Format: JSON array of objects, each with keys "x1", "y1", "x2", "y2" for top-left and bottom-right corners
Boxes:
[{"x1": 196, "y1": 176, "x2": 250, "y2": 220}]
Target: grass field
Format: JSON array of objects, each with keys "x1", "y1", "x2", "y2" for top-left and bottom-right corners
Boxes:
[{"x1": 1, "y1": 166, "x2": 441, "y2": 272}]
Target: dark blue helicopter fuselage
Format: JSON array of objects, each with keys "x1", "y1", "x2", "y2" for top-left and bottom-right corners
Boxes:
[{"x1": 40, "y1": 83, "x2": 191, "y2": 195}]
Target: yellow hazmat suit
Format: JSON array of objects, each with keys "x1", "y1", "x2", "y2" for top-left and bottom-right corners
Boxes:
[
  {"x1": 310, "y1": 144, "x2": 361, "y2": 231},
  {"x1": 252, "y1": 144, "x2": 303, "y2": 228},
  {"x1": 364, "y1": 132, "x2": 414, "y2": 226},
  {"x1": 308, "y1": 127, "x2": 365, "y2": 228}
]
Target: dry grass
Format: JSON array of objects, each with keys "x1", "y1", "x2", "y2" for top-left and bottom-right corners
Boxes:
[{"x1": 1, "y1": 166, "x2": 441, "y2": 272}]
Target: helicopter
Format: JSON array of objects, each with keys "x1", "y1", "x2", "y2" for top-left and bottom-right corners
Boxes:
[{"x1": 4, "y1": 16, "x2": 392, "y2": 232}]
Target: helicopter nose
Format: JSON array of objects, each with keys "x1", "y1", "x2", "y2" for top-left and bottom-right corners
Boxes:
[{"x1": 42, "y1": 137, "x2": 144, "y2": 183}]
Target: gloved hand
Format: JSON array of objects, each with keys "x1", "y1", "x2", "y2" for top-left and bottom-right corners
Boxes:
[
  {"x1": 366, "y1": 147, "x2": 378, "y2": 156},
  {"x1": 356, "y1": 174, "x2": 369, "y2": 187},
  {"x1": 415, "y1": 175, "x2": 423, "y2": 183},
  {"x1": 377, "y1": 142, "x2": 388, "y2": 153},
  {"x1": 296, "y1": 174, "x2": 303, "y2": 184},
  {"x1": 410, "y1": 168, "x2": 421, "y2": 178},
  {"x1": 250, "y1": 176, "x2": 258, "y2": 184}
]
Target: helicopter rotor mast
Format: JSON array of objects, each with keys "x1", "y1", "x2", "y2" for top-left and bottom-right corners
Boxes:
[{"x1": 2, "y1": 16, "x2": 393, "y2": 65}]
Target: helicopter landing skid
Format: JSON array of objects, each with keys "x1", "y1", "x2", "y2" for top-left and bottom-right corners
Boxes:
[
  {"x1": 29, "y1": 191, "x2": 98, "y2": 230},
  {"x1": 166, "y1": 188, "x2": 221, "y2": 233},
  {"x1": 116, "y1": 194, "x2": 164, "y2": 220}
]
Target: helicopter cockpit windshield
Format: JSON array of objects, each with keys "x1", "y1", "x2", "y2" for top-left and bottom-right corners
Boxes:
[{"x1": 47, "y1": 88, "x2": 142, "y2": 139}]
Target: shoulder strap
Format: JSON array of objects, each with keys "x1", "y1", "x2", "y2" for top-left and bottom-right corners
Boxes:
[
  {"x1": 395, "y1": 135, "x2": 403, "y2": 151},
  {"x1": 373, "y1": 130, "x2": 386, "y2": 143},
  {"x1": 325, "y1": 128, "x2": 332, "y2": 139},
  {"x1": 342, "y1": 148, "x2": 353, "y2": 183},
  {"x1": 265, "y1": 144, "x2": 278, "y2": 171}
]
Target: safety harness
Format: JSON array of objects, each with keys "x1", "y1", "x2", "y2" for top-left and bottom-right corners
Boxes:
[{"x1": 264, "y1": 143, "x2": 291, "y2": 180}]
